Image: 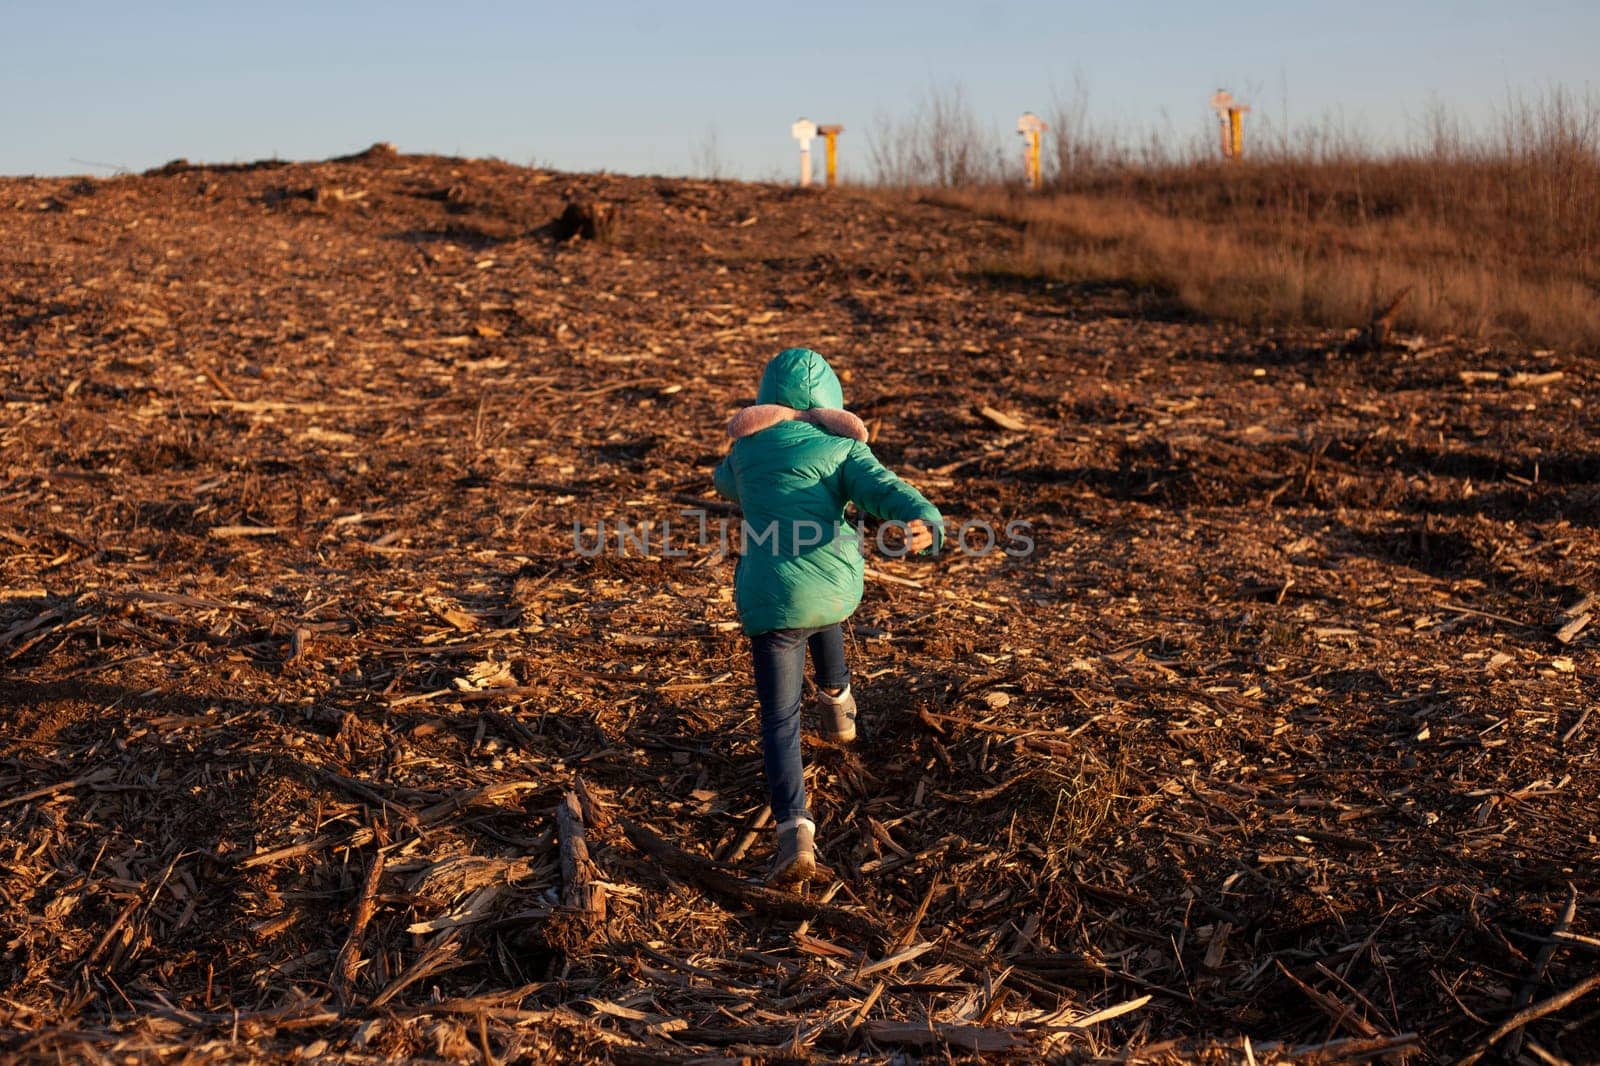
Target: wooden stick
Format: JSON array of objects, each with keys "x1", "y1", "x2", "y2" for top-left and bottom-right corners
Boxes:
[
  {"x1": 894, "y1": 874, "x2": 940, "y2": 950},
  {"x1": 332, "y1": 834, "x2": 387, "y2": 1004},
  {"x1": 370, "y1": 932, "x2": 465, "y2": 1008},
  {"x1": 1560, "y1": 706, "x2": 1592, "y2": 745},
  {"x1": 1455, "y1": 973, "x2": 1600, "y2": 1066},
  {"x1": 856, "y1": 940, "x2": 936, "y2": 978},
  {"x1": 237, "y1": 780, "x2": 540, "y2": 868},
  {"x1": 716, "y1": 805, "x2": 771, "y2": 863},
  {"x1": 863, "y1": 1019, "x2": 1027, "y2": 1052},
  {"x1": 975, "y1": 404, "x2": 1027, "y2": 432},
  {"x1": 621, "y1": 816, "x2": 889, "y2": 944},
  {"x1": 81, "y1": 898, "x2": 141, "y2": 971},
  {"x1": 206, "y1": 525, "x2": 280, "y2": 539},
  {"x1": 1504, "y1": 884, "x2": 1579, "y2": 1058},
  {"x1": 1252, "y1": 1032, "x2": 1420, "y2": 1062},
  {"x1": 199, "y1": 366, "x2": 238, "y2": 402},
  {"x1": 475, "y1": 1009, "x2": 500, "y2": 1066},
  {"x1": 1552, "y1": 929, "x2": 1600, "y2": 951},
  {"x1": 1555, "y1": 612, "x2": 1590, "y2": 644},
  {"x1": 556, "y1": 791, "x2": 605, "y2": 919},
  {"x1": 389, "y1": 684, "x2": 548, "y2": 709},
  {"x1": 1274, "y1": 959, "x2": 1382, "y2": 1039},
  {"x1": 0, "y1": 765, "x2": 117, "y2": 809},
  {"x1": 1563, "y1": 592, "x2": 1598, "y2": 618},
  {"x1": 0, "y1": 607, "x2": 66, "y2": 649},
  {"x1": 864, "y1": 566, "x2": 925, "y2": 590}
]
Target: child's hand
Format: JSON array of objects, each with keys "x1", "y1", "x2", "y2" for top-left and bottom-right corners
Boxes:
[{"x1": 906, "y1": 519, "x2": 934, "y2": 553}]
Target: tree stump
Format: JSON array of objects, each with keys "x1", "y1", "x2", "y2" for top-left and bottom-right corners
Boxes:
[
  {"x1": 551, "y1": 199, "x2": 616, "y2": 242},
  {"x1": 1346, "y1": 286, "x2": 1411, "y2": 353}
]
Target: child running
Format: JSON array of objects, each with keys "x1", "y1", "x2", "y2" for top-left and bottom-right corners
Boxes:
[{"x1": 713, "y1": 347, "x2": 943, "y2": 885}]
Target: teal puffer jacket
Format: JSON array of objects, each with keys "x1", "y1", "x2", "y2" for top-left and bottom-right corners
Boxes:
[{"x1": 713, "y1": 348, "x2": 943, "y2": 636}]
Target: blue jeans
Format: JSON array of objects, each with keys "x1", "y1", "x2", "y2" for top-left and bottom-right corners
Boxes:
[{"x1": 749, "y1": 623, "x2": 850, "y2": 824}]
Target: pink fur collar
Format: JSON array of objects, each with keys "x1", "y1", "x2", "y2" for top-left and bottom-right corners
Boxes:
[{"x1": 728, "y1": 403, "x2": 869, "y2": 442}]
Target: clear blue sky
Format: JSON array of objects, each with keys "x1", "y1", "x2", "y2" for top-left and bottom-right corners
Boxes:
[{"x1": 3, "y1": 1, "x2": 1595, "y2": 179}]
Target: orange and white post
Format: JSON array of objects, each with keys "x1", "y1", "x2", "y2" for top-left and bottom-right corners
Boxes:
[
  {"x1": 818, "y1": 125, "x2": 843, "y2": 187},
  {"x1": 1210, "y1": 90, "x2": 1251, "y2": 160},
  {"x1": 791, "y1": 118, "x2": 818, "y2": 187},
  {"x1": 1016, "y1": 112, "x2": 1046, "y2": 191}
]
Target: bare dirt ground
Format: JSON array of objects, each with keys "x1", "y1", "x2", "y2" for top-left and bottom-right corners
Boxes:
[{"x1": 2, "y1": 147, "x2": 1596, "y2": 1064}]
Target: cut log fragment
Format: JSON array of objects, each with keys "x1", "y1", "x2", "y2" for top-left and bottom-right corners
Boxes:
[
  {"x1": 574, "y1": 775, "x2": 610, "y2": 830},
  {"x1": 975, "y1": 404, "x2": 1027, "y2": 431},
  {"x1": 556, "y1": 790, "x2": 605, "y2": 920},
  {"x1": 1507, "y1": 370, "x2": 1564, "y2": 389},
  {"x1": 1555, "y1": 612, "x2": 1590, "y2": 644},
  {"x1": 1458, "y1": 369, "x2": 1567, "y2": 389}
]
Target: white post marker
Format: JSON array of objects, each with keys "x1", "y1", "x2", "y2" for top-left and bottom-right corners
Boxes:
[
  {"x1": 1209, "y1": 91, "x2": 1233, "y2": 158},
  {"x1": 791, "y1": 118, "x2": 818, "y2": 187},
  {"x1": 1016, "y1": 112, "x2": 1047, "y2": 191}
]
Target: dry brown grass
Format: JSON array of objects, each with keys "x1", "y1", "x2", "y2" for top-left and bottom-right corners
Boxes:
[
  {"x1": 893, "y1": 89, "x2": 1600, "y2": 353},
  {"x1": 949, "y1": 182, "x2": 1600, "y2": 353}
]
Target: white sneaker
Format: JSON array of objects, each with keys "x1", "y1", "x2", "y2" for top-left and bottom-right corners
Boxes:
[
  {"x1": 766, "y1": 817, "x2": 816, "y2": 886},
  {"x1": 815, "y1": 684, "x2": 857, "y2": 743}
]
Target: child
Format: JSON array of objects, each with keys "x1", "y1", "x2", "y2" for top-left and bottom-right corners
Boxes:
[{"x1": 714, "y1": 347, "x2": 942, "y2": 885}]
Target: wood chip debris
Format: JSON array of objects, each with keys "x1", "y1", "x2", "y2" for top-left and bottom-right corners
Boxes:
[{"x1": 1, "y1": 149, "x2": 1597, "y2": 1064}]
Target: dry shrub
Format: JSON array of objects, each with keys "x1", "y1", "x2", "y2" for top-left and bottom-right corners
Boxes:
[
  {"x1": 868, "y1": 84, "x2": 1004, "y2": 188},
  {"x1": 1013, "y1": 751, "x2": 1125, "y2": 854}
]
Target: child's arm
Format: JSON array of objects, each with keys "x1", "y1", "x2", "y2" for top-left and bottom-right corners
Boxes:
[
  {"x1": 713, "y1": 452, "x2": 740, "y2": 505},
  {"x1": 839, "y1": 442, "x2": 943, "y2": 554}
]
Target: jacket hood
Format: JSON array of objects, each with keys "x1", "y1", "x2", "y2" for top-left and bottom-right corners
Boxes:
[
  {"x1": 727, "y1": 403, "x2": 869, "y2": 442},
  {"x1": 755, "y1": 347, "x2": 845, "y2": 411}
]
